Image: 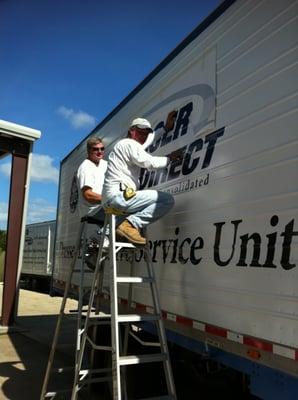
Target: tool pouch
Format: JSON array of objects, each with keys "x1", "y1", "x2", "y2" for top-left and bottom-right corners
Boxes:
[{"x1": 123, "y1": 187, "x2": 136, "y2": 201}]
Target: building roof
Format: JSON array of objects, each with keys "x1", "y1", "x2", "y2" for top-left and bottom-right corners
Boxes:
[{"x1": 0, "y1": 119, "x2": 41, "y2": 142}]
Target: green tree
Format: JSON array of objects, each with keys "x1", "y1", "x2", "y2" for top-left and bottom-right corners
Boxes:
[{"x1": 0, "y1": 230, "x2": 7, "y2": 252}]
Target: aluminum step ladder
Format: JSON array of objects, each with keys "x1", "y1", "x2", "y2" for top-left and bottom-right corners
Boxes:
[
  {"x1": 71, "y1": 210, "x2": 177, "y2": 399},
  {"x1": 41, "y1": 211, "x2": 177, "y2": 399},
  {"x1": 40, "y1": 215, "x2": 109, "y2": 400}
]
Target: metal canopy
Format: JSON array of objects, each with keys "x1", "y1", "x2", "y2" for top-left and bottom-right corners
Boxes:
[{"x1": 0, "y1": 119, "x2": 41, "y2": 326}]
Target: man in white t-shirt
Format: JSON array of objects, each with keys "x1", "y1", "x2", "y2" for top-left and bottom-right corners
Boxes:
[
  {"x1": 102, "y1": 112, "x2": 182, "y2": 245},
  {"x1": 77, "y1": 137, "x2": 108, "y2": 269},
  {"x1": 77, "y1": 137, "x2": 107, "y2": 220}
]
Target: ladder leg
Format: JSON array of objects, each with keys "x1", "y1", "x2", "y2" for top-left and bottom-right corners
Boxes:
[
  {"x1": 73, "y1": 222, "x2": 87, "y2": 397},
  {"x1": 123, "y1": 261, "x2": 133, "y2": 354},
  {"x1": 144, "y1": 246, "x2": 177, "y2": 400},
  {"x1": 88, "y1": 244, "x2": 107, "y2": 388},
  {"x1": 40, "y1": 221, "x2": 86, "y2": 400},
  {"x1": 121, "y1": 262, "x2": 133, "y2": 400},
  {"x1": 71, "y1": 217, "x2": 109, "y2": 399},
  {"x1": 109, "y1": 214, "x2": 122, "y2": 400}
]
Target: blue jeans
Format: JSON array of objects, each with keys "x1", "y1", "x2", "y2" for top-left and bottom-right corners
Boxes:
[{"x1": 103, "y1": 190, "x2": 174, "y2": 229}]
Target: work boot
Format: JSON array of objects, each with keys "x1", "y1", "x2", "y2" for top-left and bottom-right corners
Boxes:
[{"x1": 116, "y1": 220, "x2": 146, "y2": 245}]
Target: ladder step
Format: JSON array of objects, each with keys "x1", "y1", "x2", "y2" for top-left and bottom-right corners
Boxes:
[
  {"x1": 81, "y1": 313, "x2": 159, "y2": 323},
  {"x1": 118, "y1": 314, "x2": 159, "y2": 323},
  {"x1": 115, "y1": 241, "x2": 140, "y2": 248},
  {"x1": 117, "y1": 276, "x2": 153, "y2": 283},
  {"x1": 79, "y1": 367, "x2": 112, "y2": 375},
  {"x1": 119, "y1": 353, "x2": 167, "y2": 366},
  {"x1": 81, "y1": 312, "x2": 111, "y2": 319},
  {"x1": 77, "y1": 375, "x2": 112, "y2": 386},
  {"x1": 45, "y1": 389, "x2": 71, "y2": 397},
  {"x1": 69, "y1": 307, "x2": 96, "y2": 313},
  {"x1": 77, "y1": 367, "x2": 112, "y2": 386}
]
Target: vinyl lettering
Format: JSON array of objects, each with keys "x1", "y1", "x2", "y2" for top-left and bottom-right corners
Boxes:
[
  {"x1": 213, "y1": 220, "x2": 242, "y2": 266},
  {"x1": 190, "y1": 236, "x2": 204, "y2": 265},
  {"x1": 202, "y1": 128, "x2": 225, "y2": 169},
  {"x1": 263, "y1": 215, "x2": 279, "y2": 268},
  {"x1": 178, "y1": 238, "x2": 191, "y2": 264},
  {"x1": 182, "y1": 139, "x2": 203, "y2": 175},
  {"x1": 168, "y1": 146, "x2": 188, "y2": 180},
  {"x1": 280, "y1": 219, "x2": 297, "y2": 270},
  {"x1": 236, "y1": 233, "x2": 262, "y2": 267},
  {"x1": 172, "y1": 102, "x2": 193, "y2": 140}
]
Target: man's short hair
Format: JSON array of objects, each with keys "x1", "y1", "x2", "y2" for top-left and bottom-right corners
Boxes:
[{"x1": 87, "y1": 137, "x2": 103, "y2": 152}]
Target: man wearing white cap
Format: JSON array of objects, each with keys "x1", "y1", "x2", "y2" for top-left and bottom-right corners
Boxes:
[{"x1": 102, "y1": 111, "x2": 182, "y2": 245}]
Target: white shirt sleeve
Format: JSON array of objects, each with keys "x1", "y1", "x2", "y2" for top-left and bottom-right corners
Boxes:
[
  {"x1": 77, "y1": 164, "x2": 91, "y2": 189},
  {"x1": 142, "y1": 131, "x2": 155, "y2": 150},
  {"x1": 142, "y1": 124, "x2": 166, "y2": 150},
  {"x1": 129, "y1": 141, "x2": 168, "y2": 170}
]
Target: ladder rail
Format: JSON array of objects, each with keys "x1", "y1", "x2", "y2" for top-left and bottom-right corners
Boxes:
[
  {"x1": 88, "y1": 262, "x2": 106, "y2": 388},
  {"x1": 74, "y1": 221, "x2": 88, "y2": 386},
  {"x1": 109, "y1": 213, "x2": 122, "y2": 400},
  {"x1": 123, "y1": 261, "x2": 134, "y2": 354},
  {"x1": 71, "y1": 216, "x2": 109, "y2": 399},
  {"x1": 40, "y1": 221, "x2": 85, "y2": 400}
]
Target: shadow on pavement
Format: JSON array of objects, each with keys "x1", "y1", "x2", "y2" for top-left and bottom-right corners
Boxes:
[{"x1": 0, "y1": 313, "x2": 76, "y2": 400}]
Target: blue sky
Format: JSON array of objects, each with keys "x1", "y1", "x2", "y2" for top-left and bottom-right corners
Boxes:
[{"x1": 0, "y1": 0, "x2": 221, "y2": 229}]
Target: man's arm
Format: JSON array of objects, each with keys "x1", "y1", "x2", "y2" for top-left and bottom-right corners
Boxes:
[
  {"x1": 142, "y1": 131, "x2": 155, "y2": 150},
  {"x1": 81, "y1": 186, "x2": 102, "y2": 204}
]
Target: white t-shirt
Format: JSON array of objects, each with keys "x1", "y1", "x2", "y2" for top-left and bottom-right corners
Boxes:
[
  {"x1": 102, "y1": 138, "x2": 168, "y2": 201},
  {"x1": 77, "y1": 158, "x2": 107, "y2": 217}
]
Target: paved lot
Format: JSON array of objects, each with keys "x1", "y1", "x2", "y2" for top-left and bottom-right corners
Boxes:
[{"x1": 0, "y1": 285, "x2": 78, "y2": 400}]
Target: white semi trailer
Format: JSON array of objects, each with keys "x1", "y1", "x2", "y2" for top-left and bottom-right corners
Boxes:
[
  {"x1": 52, "y1": 0, "x2": 298, "y2": 398},
  {"x1": 22, "y1": 220, "x2": 56, "y2": 290}
]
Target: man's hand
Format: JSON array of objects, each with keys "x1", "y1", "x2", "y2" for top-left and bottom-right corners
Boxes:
[
  {"x1": 165, "y1": 110, "x2": 178, "y2": 131},
  {"x1": 169, "y1": 148, "x2": 184, "y2": 162}
]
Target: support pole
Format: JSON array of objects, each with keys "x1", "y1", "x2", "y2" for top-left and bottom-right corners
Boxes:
[{"x1": 1, "y1": 151, "x2": 29, "y2": 326}]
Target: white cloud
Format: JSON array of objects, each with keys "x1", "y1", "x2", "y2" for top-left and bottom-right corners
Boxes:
[
  {"x1": 26, "y1": 198, "x2": 56, "y2": 224},
  {"x1": 0, "y1": 154, "x2": 59, "y2": 184},
  {"x1": 31, "y1": 154, "x2": 59, "y2": 183},
  {"x1": 57, "y1": 105, "x2": 96, "y2": 129}
]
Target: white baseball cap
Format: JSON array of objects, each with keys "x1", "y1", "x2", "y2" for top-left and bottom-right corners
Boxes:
[{"x1": 130, "y1": 117, "x2": 153, "y2": 132}]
